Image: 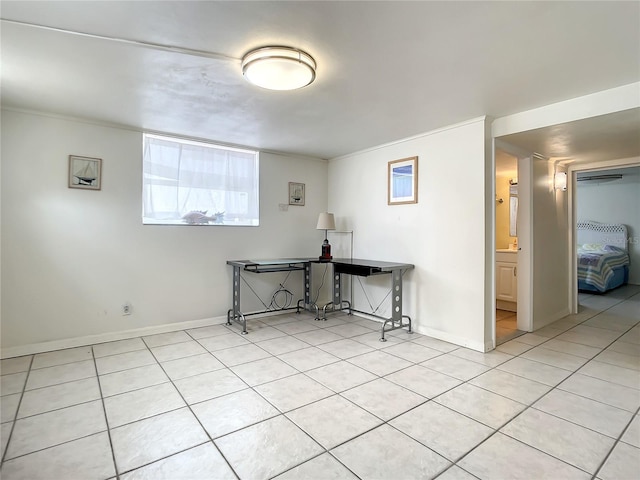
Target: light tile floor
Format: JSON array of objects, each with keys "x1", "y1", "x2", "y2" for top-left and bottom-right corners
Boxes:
[{"x1": 1, "y1": 285, "x2": 639, "y2": 479}]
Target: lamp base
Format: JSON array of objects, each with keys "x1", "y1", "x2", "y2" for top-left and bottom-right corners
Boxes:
[{"x1": 320, "y1": 241, "x2": 332, "y2": 261}]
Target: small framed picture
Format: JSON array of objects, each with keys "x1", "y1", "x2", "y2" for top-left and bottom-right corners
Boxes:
[
  {"x1": 69, "y1": 155, "x2": 102, "y2": 190},
  {"x1": 288, "y1": 182, "x2": 305, "y2": 206},
  {"x1": 388, "y1": 156, "x2": 418, "y2": 205}
]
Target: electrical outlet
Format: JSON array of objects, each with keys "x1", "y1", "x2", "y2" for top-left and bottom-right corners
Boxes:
[{"x1": 122, "y1": 303, "x2": 132, "y2": 315}]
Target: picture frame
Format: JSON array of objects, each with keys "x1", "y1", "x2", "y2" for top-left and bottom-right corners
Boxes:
[
  {"x1": 288, "y1": 182, "x2": 305, "y2": 206},
  {"x1": 388, "y1": 156, "x2": 418, "y2": 205},
  {"x1": 68, "y1": 155, "x2": 102, "y2": 190}
]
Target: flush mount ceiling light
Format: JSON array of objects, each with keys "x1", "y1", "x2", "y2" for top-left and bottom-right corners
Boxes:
[{"x1": 241, "y1": 46, "x2": 316, "y2": 91}]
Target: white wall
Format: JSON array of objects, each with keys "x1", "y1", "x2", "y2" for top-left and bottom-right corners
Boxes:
[
  {"x1": 531, "y1": 158, "x2": 570, "y2": 328},
  {"x1": 1, "y1": 110, "x2": 328, "y2": 353},
  {"x1": 576, "y1": 167, "x2": 640, "y2": 284},
  {"x1": 328, "y1": 118, "x2": 491, "y2": 351}
]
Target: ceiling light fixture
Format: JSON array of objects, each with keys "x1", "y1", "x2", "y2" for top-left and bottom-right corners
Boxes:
[{"x1": 241, "y1": 46, "x2": 316, "y2": 91}]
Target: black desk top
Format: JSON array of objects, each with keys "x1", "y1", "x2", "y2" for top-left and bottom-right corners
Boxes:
[
  {"x1": 227, "y1": 258, "x2": 314, "y2": 268},
  {"x1": 227, "y1": 258, "x2": 414, "y2": 276},
  {"x1": 328, "y1": 258, "x2": 414, "y2": 271}
]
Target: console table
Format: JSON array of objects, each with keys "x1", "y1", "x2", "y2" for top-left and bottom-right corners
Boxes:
[{"x1": 226, "y1": 258, "x2": 414, "y2": 341}]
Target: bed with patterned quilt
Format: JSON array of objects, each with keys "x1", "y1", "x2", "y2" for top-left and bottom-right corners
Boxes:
[{"x1": 577, "y1": 220, "x2": 630, "y2": 293}]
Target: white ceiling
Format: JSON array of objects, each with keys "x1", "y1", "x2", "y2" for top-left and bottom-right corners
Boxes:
[
  {"x1": 1, "y1": 1, "x2": 639, "y2": 159},
  {"x1": 498, "y1": 108, "x2": 640, "y2": 165}
]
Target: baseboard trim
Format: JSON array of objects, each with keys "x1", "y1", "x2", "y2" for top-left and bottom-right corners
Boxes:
[
  {"x1": 0, "y1": 307, "x2": 310, "y2": 359},
  {"x1": 1, "y1": 315, "x2": 229, "y2": 359},
  {"x1": 534, "y1": 307, "x2": 571, "y2": 331},
  {"x1": 418, "y1": 326, "x2": 487, "y2": 352},
  {"x1": 3, "y1": 307, "x2": 493, "y2": 358},
  {"x1": 496, "y1": 300, "x2": 517, "y2": 312},
  {"x1": 348, "y1": 311, "x2": 483, "y2": 352}
]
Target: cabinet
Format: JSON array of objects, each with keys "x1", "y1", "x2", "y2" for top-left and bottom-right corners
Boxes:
[{"x1": 496, "y1": 251, "x2": 517, "y2": 311}]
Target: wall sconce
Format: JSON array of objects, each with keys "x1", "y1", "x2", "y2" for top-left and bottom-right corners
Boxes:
[
  {"x1": 316, "y1": 212, "x2": 336, "y2": 261},
  {"x1": 554, "y1": 172, "x2": 567, "y2": 191}
]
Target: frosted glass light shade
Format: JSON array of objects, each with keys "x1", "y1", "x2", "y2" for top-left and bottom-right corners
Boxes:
[
  {"x1": 316, "y1": 212, "x2": 335, "y2": 230},
  {"x1": 555, "y1": 172, "x2": 567, "y2": 191},
  {"x1": 242, "y1": 46, "x2": 316, "y2": 90}
]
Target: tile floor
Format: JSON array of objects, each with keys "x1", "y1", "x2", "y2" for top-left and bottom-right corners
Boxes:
[{"x1": 1, "y1": 286, "x2": 639, "y2": 479}]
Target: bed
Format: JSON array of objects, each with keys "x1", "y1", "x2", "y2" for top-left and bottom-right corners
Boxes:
[{"x1": 577, "y1": 220, "x2": 630, "y2": 293}]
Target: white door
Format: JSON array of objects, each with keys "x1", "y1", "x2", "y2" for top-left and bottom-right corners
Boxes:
[{"x1": 516, "y1": 156, "x2": 532, "y2": 332}]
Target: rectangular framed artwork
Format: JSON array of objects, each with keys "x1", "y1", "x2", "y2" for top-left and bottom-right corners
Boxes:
[
  {"x1": 388, "y1": 156, "x2": 418, "y2": 205},
  {"x1": 68, "y1": 155, "x2": 102, "y2": 190},
  {"x1": 288, "y1": 182, "x2": 305, "y2": 206}
]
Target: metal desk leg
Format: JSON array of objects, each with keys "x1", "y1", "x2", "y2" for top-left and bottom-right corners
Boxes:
[
  {"x1": 305, "y1": 262, "x2": 312, "y2": 309},
  {"x1": 297, "y1": 262, "x2": 319, "y2": 319},
  {"x1": 332, "y1": 269, "x2": 351, "y2": 319},
  {"x1": 318, "y1": 268, "x2": 343, "y2": 321},
  {"x1": 317, "y1": 267, "x2": 352, "y2": 321},
  {"x1": 380, "y1": 268, "x2": 412, "y2": 341},
  {"x1": 228, "y1": 265, "x2": 248, "y2": 334}
]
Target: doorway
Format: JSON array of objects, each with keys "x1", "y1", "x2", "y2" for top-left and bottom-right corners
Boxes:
[
  {"x1": 495, "y1": 149, "x2": 525, "y2": 344},
  {"x1": 569, "y1": 162, "x2": 640, "y2": 312}
]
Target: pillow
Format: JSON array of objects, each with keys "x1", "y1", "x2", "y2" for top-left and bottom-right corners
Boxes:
[{"x1": 580, "y1": 243, "x2": 604, "y2": 251}]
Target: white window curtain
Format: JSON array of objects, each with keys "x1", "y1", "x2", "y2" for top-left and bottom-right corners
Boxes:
[{"x1": 142, "y1": 134, "x2": 259, "y2": 225}]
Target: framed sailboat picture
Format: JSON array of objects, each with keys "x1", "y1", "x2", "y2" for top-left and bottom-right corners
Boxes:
[
  {"x1": 288, "y1": 182, "x2": 305, "y2": 206},
  {"x1": 68, "y1": 155, "x2": 102, "y2": 190},
  {"x1": 388, "y1": 156, "x2": 418, "y2": 205}
]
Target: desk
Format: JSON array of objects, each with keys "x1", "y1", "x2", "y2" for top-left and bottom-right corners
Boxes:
[
  {"x1": 322, "y1": 258, "x2": 414, "y2": 341},
  {"x1": 226, "y1": 258, "x2": 414, "y2": 341},
  {"x1": 226, "y1": 259, "x2": 314, "y2": 335}
]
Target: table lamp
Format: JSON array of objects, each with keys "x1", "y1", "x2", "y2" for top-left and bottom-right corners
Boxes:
[{"x1": 316, "y1": 212, "x2": 336, "y2": 261}]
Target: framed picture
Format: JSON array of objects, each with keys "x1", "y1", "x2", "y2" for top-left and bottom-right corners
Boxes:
[
  {"x1": 69, "y1": 155, "x2": 102, "y2": 190},
  {"x1": 388, "y1": 156, "x2": 418, "y2": 205},
  {"x1": 288, "y1": 182, "x2": 305, "y2": 206}
]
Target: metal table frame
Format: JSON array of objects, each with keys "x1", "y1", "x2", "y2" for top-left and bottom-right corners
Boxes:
[
  {"x1": 226, "y1": 259, "x2": 315, "y2": 334},
  {"x1": 317, "y1": 259, "x2": 414, "y2": 341},
  {"x1": 226, "y1": 258, "x2": 414, "y2": 340}
]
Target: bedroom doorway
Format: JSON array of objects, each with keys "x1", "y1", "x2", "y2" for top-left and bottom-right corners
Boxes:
[{"x1": 569, "y1": 162, "x2": 640, "y2": 312}]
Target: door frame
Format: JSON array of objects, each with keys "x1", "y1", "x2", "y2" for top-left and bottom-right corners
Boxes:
[
  {"x1": 568, "y1": 157, "x2": 640, "y2": 313},
  {"x1": 494, "y1": 139, "x2": 533, "y2": 344},
  {"x1": 516, "y1": 154, "x2": 533, "y2": 333}
]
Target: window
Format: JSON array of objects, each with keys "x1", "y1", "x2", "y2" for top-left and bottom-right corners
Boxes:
[{"x1": 142, "y1": 134, "x2": 259, "y2": 226}]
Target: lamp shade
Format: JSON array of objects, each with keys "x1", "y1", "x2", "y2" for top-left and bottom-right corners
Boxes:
[
  {"x1": 316, "y1": 213, "x2": 335, "y2": 230},
  {"x1": 242, "y1": 46, "x2": 316, "y2": 91},
  {"x1": 555, "y1": 172, "x2": 567, "y2": 191}
]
